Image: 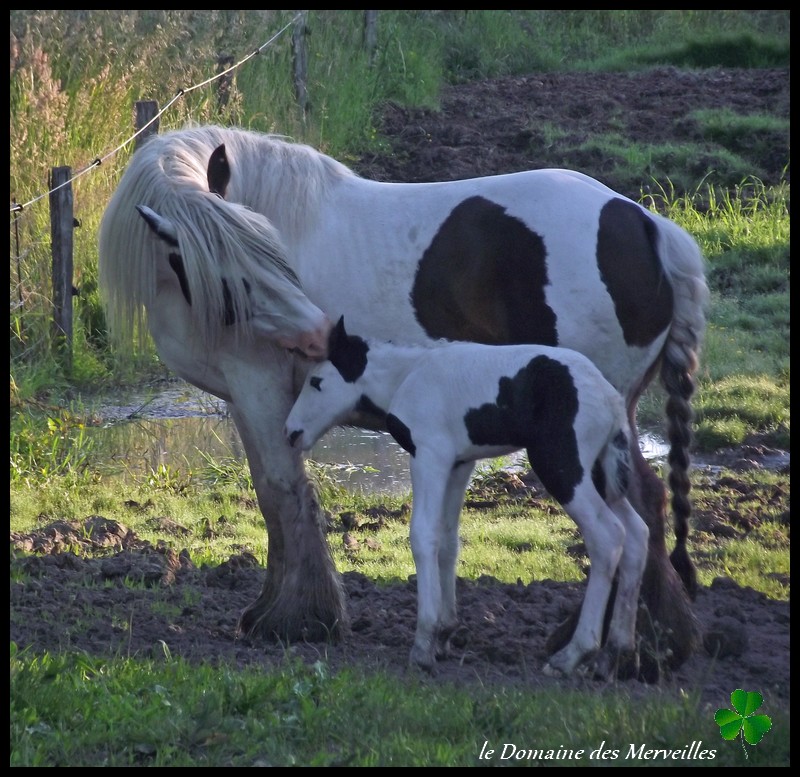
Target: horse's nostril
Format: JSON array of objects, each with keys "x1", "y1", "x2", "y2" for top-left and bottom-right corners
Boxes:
[{"x1": 288, "y1": 429, "x2": 302, "y2": 446}]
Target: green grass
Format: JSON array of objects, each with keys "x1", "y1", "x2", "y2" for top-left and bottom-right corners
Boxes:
[
  {"x1": 10, "y1": 458, "x2": 790, "y2": 604},
  {"x1": 10, "y1": 646, "x2": 789, "y2": 767}
]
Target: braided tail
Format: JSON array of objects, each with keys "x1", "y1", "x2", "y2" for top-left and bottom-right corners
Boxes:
[
  {"x1": 655, "y1": 214, "x2": 709, "y2": 600},
  {"x1": 663, "y1": 358, "x2": 699, "y2": 597}
]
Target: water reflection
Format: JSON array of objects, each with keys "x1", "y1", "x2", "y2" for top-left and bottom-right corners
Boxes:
[{"x1": 84, "y1": 381, "x2": 669, "y2": 496}]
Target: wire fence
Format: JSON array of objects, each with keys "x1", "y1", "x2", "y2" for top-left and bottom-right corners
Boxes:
[{"x1": 10, "y1": 11, "x2": 379, "y2": 372}]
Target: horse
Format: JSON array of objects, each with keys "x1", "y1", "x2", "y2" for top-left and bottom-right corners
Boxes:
[
  {"x1": 98, "y1": 124, "x2": 708, "y2": 677},
  {"x1": 286, "y1": 316, "x2": 650, "y2": 678}
]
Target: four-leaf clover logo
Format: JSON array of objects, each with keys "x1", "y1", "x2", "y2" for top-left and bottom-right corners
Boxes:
[{"x1": 714, "y1": 689, "x2": 772, "y2": 758}]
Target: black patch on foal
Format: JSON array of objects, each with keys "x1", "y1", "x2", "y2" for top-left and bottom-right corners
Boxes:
[
  {"x1": 464, "y1": 355, "x2": 582, "y2": 504},
  {"x1": 387, "y1": 413, "x2": 416, "y2": 456},
  {"x1": 327, "y1": 316, "x2": 369, "y2": 383},
  {"x1": 596, "y1": 198, "x2": 674, "y2": 347},
  {"x1": 411, "y1": 196, "x2": 557, "y2": 346}
]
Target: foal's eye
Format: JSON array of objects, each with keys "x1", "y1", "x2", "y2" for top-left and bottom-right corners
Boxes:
[{"x1": 310, "y1": 376, "x2": 323, "y2": 391}]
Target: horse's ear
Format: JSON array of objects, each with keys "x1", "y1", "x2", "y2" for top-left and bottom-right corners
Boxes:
[
  {"x1": 207, "y1": 144, "x2": 230, "y2": 199},
  {"x1": 136, "y1": 205, "x2": 179, "y2": 247}
]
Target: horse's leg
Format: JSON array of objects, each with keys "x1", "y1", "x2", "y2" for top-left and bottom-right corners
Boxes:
[
  {"x1": 226, "y1": 356, "x2": 348, "y2": 643},
  {"x1": 546, "y1": 422, "x2": 700, "y2": 681},
  {"x1": 435, "y1": 461, "x2": 475, "y2": 659},
  {"x1": 544, "y1": 487, "x2": 626, "y2": 676},
  {"x1": 592, "y1": 497, "x2": 649, "y2": 680},
  {"x1": 408, "y1": 452, "x2": 451, "y2": 671}
]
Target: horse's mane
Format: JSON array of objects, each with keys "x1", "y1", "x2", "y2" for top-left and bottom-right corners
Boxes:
[
  {"x1": 220, "y1": 127, "x2": 358, "y2": 245},
  {"x1": 98, "y1": 125, "x2": 355, "y2": 351}
]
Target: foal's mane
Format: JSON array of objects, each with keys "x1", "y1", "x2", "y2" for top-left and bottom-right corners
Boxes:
[{"x1": 98, "y1": 125, "x2": 355, "y2": 351}]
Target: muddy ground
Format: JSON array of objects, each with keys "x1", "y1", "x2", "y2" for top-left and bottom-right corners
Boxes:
[{"x1": 10, "y1": 67, "x2": 790, "y2": 712}]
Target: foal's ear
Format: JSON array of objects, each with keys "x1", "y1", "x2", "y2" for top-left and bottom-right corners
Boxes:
[
  {"x1": 328, "y1": 315, "x2": 347, "y2": 356},
  {"x1": 328, "y1": 316, "x2": 368, "y2": 382},
  {"x1": 207, "y1": 144, "x2": 230, "y2": 199}
]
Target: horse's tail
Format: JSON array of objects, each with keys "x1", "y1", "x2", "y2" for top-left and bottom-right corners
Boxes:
[
  {"x1": 601, "y1": 427, "x2": 634, "y2": 506},
  {"x1": 653, "y1": 214, "x2": 709, "y2": 597}
]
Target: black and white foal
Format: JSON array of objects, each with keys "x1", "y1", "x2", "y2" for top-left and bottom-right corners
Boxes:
[{"x1": 285, "y1": 317, "x2": 649, "y2": 678}]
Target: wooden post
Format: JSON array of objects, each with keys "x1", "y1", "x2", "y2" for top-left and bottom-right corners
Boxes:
[
  {"x1": 364, "y1": 11, "x2": 378, "y2": 65},
  {"x1": 217, "y1": 54, "x2": 235, "y2": 110},
  {"x1": 292, "y1": 11, "x2": 309, "y2": 118},
  {"x1": 49, "y1": 166, "x2": 74, "y2": 372},
  {"x1": 135, "y1": 100, "x2": 160, "y2": 150}
]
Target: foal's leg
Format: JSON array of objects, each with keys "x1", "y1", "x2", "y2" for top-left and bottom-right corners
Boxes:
[
  {"x1": 592, "y1": 498, "x2": 649, "y2": 679},
  {"x1": 408, "y1": 452, "x2": 453, "y2": 671},
  {"x1": 436, "y1": 461, "x2": 475, "y2": 659},
  {"x1": 544, "y1": 485, "x2": 626, "y2": 676}
]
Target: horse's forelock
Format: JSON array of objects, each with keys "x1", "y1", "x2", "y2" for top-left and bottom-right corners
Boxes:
[{"x1": 161, "y1": 190, "x2": 308, "y2": 348}]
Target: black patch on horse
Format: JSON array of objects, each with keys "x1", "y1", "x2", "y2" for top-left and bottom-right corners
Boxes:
[
  {"x1": 221, "y1": 278, "x2": 252, "y2": 326},
  {"x1": 596, "y1": 198, "x2": 674, "y2": 347},
  {"x1": 411, "y1": 196, "x2": 557, "y2": 346},
  {"x1": 464, "y1": 355, "x2": 582, "y2": 504},
  {"x1": 169, "y1": 254, "x2": 192, "y2": 306},
  {"x1": 168, "y1": 253, "x2": 251, "y2": 327}
]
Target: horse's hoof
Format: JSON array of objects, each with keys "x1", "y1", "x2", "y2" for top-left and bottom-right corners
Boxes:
[
  {"x1": 409, "y1": 646, "x2": 436, "y2": 673},
  {"x1": 542, "y1": 661, "x2": 564, "y2": 677}
]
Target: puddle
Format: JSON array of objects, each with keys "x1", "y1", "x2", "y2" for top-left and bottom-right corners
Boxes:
[{"x1": 83, "y1": 380, "x2": 672, "y2": 496}]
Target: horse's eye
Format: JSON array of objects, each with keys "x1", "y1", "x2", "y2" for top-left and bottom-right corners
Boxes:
[{"x1": 310, "y1": 376, "x2": 323, "y2": 391}]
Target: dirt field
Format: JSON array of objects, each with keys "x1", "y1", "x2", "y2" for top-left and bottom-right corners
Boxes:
[{"x1": 10, "y1": 67, "x2": 790, "y2": 712}]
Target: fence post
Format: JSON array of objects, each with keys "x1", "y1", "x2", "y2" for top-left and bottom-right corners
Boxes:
[
  {"x1": 135, "y1": 100, "x2": 160, "y2": 150},
  {"x1": 49, "y1": 166, "x2": 74, "y2": 372},
  {"x1": 363, "y1": 11, "x2": 378, "y2": 65},
  {"x1": 217, "y1": 54, "x2": 235, "y2": 110},
  {"x1": 292, "y1": 11, "x2": 309, "y2": 118}
]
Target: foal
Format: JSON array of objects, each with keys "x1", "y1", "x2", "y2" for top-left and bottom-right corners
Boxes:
[{"x1": 285, "y1": 317, "x2": 649, "y2": 678}]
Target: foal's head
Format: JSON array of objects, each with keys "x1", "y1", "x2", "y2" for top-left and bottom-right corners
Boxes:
[{"x1": 286, "y1": 316, "x2": 374, "y2": 449}]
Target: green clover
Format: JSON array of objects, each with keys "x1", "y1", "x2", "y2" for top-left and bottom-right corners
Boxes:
[{"x1": 714, "y1": 689, "x2": 772, "y2": 758}]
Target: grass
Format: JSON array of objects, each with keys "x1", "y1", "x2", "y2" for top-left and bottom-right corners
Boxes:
[{"x1": 10, "y1": 646, "x2": 790, "y2": 767}]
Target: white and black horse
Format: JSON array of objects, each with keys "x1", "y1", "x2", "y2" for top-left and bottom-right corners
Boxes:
[
  {"x1": 98, "y1": 125, "x2": 707, "y2": 674},
  {"x1": 286, "y1": 317, "x2": 650, "y2": 679}
]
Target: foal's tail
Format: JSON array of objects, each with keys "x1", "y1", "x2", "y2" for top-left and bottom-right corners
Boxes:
[{"x1": 653, "y1": 214, "x2": 709, "y2": 597}]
